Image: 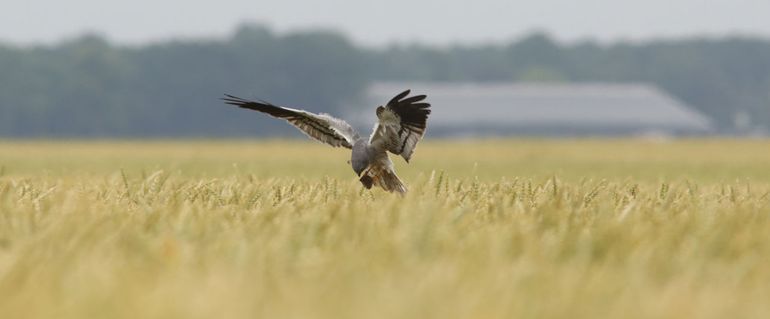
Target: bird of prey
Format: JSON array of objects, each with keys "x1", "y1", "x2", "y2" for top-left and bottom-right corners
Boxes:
[{"x1": 222, "y1": 90, "x2": 431, "y2": 194}]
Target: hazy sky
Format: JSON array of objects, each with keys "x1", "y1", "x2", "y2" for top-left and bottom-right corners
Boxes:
[{"x1": 3, "y1": 0, "x2": 770, "y2": 46}]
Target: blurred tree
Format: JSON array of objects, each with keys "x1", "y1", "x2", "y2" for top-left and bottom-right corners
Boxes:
[
  {"x1": 0, "y1": 24, "x2": 367, "y2": 137},
  {"x1": 0, "y1": 26, "x2": 768, "y2": 136}
]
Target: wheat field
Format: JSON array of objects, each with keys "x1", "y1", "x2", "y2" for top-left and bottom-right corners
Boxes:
[{"x1": 1, "y1": 139, "x2": 769, "y2": 319}]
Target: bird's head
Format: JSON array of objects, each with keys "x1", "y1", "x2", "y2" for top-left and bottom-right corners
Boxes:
[
  {"x1": 376, "y1": 106, "x2": 385, "y2": 117},
  {"x1": 351, "y1": 160, "x2": 367, "y2": 177}
]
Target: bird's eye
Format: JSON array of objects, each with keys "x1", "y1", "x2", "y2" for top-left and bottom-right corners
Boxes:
[{"x1": 346, "y1": 160, "x2": 351, "y2": 164}]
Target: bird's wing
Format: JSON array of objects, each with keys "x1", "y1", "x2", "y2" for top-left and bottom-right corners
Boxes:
[
  {"x1": 369, "y1": 89, "x2": 431, "y2": 162},
  {"x1": 223, "y1": 94, "x2": 358, "y2": 149}
]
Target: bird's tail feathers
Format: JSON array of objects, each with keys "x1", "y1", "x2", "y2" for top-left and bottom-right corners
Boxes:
[
  {"x1": 378, "y1": 169, "x2": 407, "y2": 194},
  {"x1": 359, "y1": 166, "x2": 407, "y2": 194}
]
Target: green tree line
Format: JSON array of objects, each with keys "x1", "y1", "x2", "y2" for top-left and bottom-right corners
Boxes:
[{"x1": 0, "y1": 24, "x2": 768, "y2": 137}]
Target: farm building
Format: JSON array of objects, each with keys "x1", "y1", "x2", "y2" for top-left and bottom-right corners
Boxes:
[{"x1": 354, "y1": 82, "x2": 713, "y2": 136}]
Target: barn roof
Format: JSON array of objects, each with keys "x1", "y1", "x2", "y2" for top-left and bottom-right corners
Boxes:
[{"x1": 356, "y1": 82, "x2": 713, "y2": 136}]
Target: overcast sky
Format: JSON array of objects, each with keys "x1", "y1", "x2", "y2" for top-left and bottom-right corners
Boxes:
[{"x1": 3, "y1": 0, "x2": 770, "y2": 46}]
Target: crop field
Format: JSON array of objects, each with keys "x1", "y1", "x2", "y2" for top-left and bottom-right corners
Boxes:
[{"x1": 1, "y1": 139, "x2": 770, "y2": 319}]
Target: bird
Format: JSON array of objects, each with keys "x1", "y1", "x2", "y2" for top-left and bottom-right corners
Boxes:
[{"x1": 222, "y1": 90, "x2": 431, "y2": 194}]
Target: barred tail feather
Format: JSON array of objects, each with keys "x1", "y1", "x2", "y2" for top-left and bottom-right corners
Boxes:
[
  {"x1": 359, "y1": 165, "x2": 408, "y2": 194},
  {"x1": 379, "y1": 170, "x2": 407, "y2": 194}
]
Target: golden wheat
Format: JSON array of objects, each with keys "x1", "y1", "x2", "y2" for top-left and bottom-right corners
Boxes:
[{"x1": 1, "y1": 139, "x2": 769, "y2": 319}]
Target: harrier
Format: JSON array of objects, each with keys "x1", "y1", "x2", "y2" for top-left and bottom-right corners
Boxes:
[{"x1": 222, "y1": 90, "x2": 431, "y2": 194}]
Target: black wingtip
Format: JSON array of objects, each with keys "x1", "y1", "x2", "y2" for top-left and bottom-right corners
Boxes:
[
  {"x1": 222, "y1": 94, "x2": 245, "y2": 104},
  {"x1": 222, "y1": 94, "x2": 276, "y2": 108},
  {"x1": 388, "y1": 89, "x2": 411, "y2": 105},
  {"x1": 401, "y1": 94, "x2": 427, "y2": 105}
]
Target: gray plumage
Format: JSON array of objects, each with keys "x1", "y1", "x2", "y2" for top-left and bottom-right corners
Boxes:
[{"x1": 222, "y1": 90, "x2": 431, "y2": 194}]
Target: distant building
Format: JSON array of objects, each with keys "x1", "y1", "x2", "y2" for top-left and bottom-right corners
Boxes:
[{"x1": 354, "y1": 82, "x2": 713, "y2": 137}]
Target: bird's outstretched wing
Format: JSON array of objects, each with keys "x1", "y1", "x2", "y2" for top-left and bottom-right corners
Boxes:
[
  {"x1": 369, "y1": 89, "x2": 431, "y2": 162},
  {"x1": 223, "y1": 94, "x2": 358, "y2": 149}
]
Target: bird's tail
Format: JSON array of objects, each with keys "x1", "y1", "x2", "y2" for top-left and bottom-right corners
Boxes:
[
  {"x1": 359, "y1": 166, "x2": 407, "y2": 194},
  {"x1": 377, "y1": 169, "x2": 407, "y2": 194}
]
